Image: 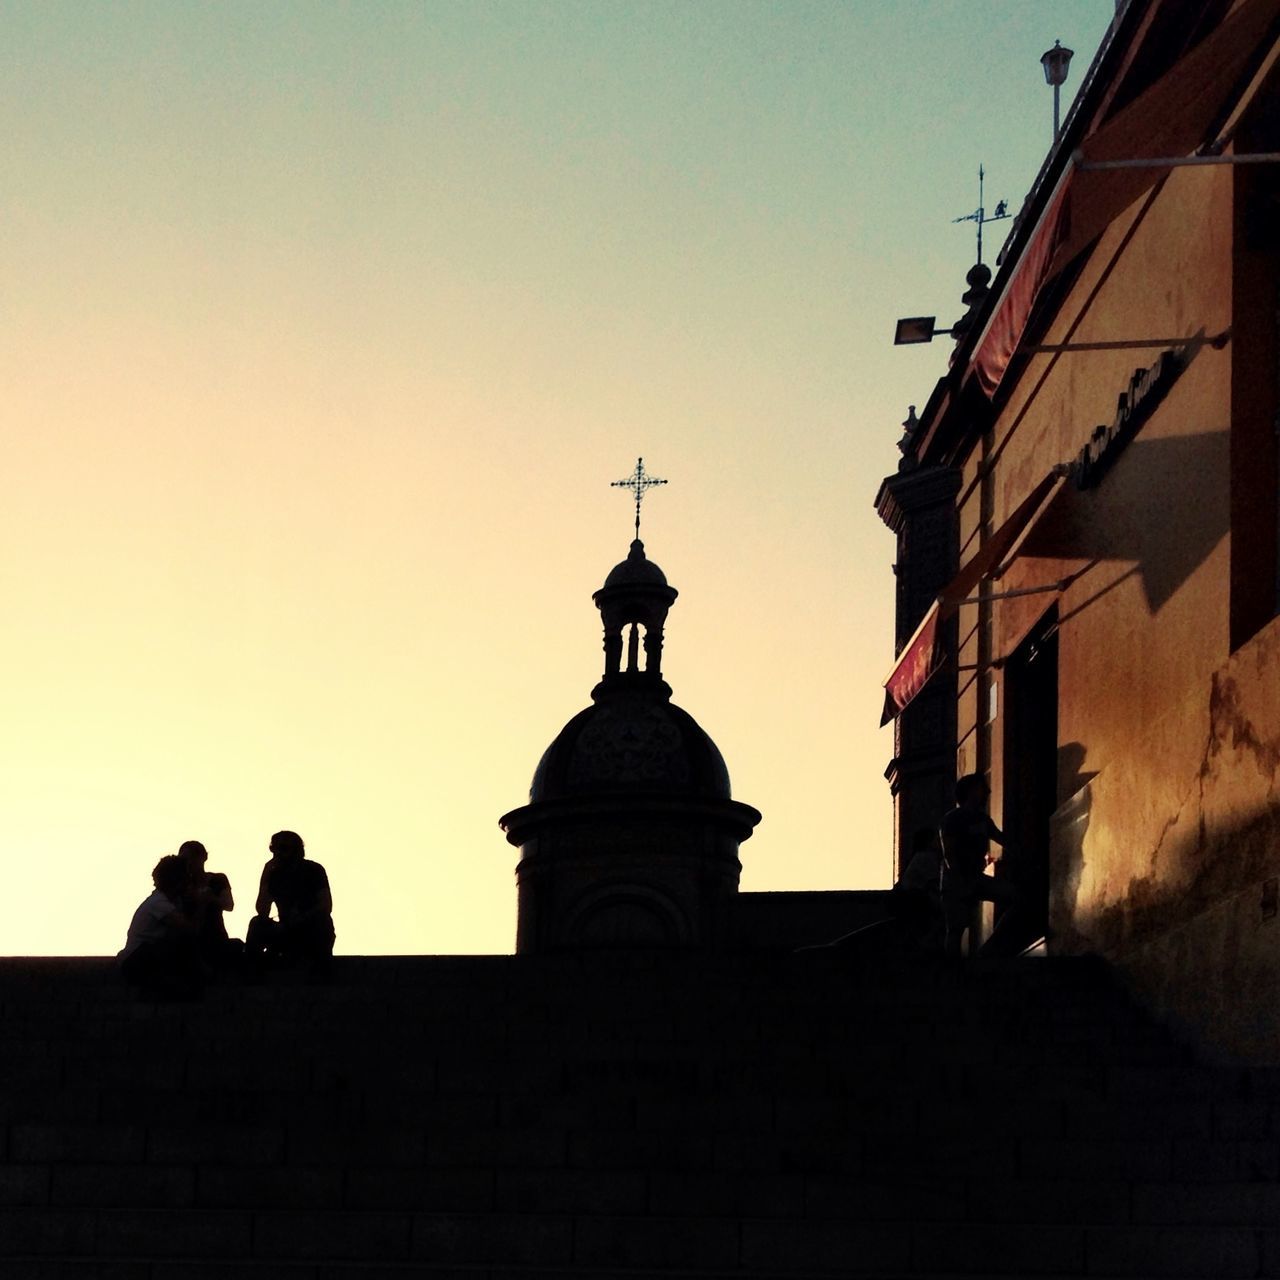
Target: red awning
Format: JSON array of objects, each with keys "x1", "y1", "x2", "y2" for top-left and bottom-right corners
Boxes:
[
  {"x1": 973, "y1": 0, "x2": 1280, "y2": 398},
  {"x1": 880, "y1": 470, "x2": 1067, "y2": 724}
]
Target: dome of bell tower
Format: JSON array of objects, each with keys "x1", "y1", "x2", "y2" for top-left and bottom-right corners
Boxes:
[{"x1": 499, "y1": 524, "x2": 760, "y2": 954}]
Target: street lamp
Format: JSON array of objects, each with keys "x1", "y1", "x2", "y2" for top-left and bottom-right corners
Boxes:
[{"x1": 1041, "y1": 40, "x2": 1074, "y2": 144}]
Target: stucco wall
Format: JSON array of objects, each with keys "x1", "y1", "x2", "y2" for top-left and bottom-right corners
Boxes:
[
  {"x1": 951, "y1": 160, "x2": 1280, "y2": 1056},
  {"x1": 1061, "y1": 618, "x2": 1280, "y2": 1061}
]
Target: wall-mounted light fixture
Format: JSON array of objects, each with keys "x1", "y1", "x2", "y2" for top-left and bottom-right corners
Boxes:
[{"x1": 893, "y1": 316, "x2": 956, "y2": 346}]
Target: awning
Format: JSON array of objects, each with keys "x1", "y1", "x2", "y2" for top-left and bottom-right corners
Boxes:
[
  {"x1": 973, "y1": 0, "x2": 1280, "y2": 398},
  {"x1": 880, "y1": 469, "x2": 1068, "y2": 724}
]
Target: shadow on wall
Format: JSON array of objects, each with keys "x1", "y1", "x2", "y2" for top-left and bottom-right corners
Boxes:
[
  {"x1": 1054, "y1": 783, "x2": 1280, "y2": 958},
  {"x1": 1021, "y1": 429, "x2": 1229, "y2": 614}
]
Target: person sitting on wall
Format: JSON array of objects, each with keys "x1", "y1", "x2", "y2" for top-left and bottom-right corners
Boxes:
[
  {"x1": 118, "y1": 855, "x2": 203, "y2": 998},
  {"x1": 177, "y1": 839, "x2": 240, "y2": 970},
  {"x1": 940, "y1": 773, "x2": 1021, "y2": 958},
  {"x1": 890, "y1": 826, "x2": 945, "y2": 952},
  {"x1": 245, "y1": 830, "x2": 334, "y2": 973}
]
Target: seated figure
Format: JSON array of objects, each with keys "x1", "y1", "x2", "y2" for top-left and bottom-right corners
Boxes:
[
  {"x1": 246, "y1": 830, "x2": 334, "y2": 973},
  {"x1": 178, "y1": 839, "x2": 240, "y2": 968},
  {"x1": 119, "y1": 855, "x2": 203, "y2": 997}
]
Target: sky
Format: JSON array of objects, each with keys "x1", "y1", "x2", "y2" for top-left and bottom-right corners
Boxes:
[{"x1": 2, "y1": 0, "x2": 1117, "y2": 956}]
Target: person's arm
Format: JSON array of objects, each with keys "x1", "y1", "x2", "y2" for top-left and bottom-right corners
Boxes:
[
  {"x1": 211, "y1": 873, "x2": 234, "y2": 913},
  {"x1": 254, "y1": 864, "x2": 273, "y2": 917}
]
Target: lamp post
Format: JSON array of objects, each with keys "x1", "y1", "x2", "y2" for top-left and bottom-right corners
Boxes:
[{"x1": 1041, "y1": 40, "x2": 1074, "y2": 144}]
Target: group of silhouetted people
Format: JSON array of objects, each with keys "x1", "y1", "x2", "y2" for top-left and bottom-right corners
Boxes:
[{"x1": 118, "y1": 831, "x2": 334, "y2": 997}]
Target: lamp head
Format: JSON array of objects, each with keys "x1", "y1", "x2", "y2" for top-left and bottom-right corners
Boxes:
[{"x1": 1041, "y1": 39, "x2": 1074, "y2": 88}]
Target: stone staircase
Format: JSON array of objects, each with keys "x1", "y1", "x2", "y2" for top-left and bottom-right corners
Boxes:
[{"x1": 0, "y1": 951, "x2": 1276, "y2": 1278}]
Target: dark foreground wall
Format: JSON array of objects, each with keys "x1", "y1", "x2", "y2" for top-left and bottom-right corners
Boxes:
[{"x1": 0, "y1": 952, "x2": 1275, "y2": 1277}]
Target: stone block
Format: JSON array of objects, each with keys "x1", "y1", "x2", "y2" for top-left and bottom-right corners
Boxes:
[
  {"x1": 425, "y1": 1126, "x2": 567, "y2": 1169},
  {"x1": 4, "y1": 1263, "x2": 148, "y2": 1280},
  {"x1": 253, "y1": 1209, "x2": 412, "y2": 1260},
  {"x1": 739, "y1": 1219, "x2": 910, "y2": 1272},
  {"x1": 865, "y1": 1134, "x2": 1016, "y2": 1179},
  {"x1": 95, "y1": 1209, "x2": 252, "y2": 1257},
  {"x1": 346, "y1": 1168, "x2": 493, "y2": 1212},
  {"x1": 1087, "y1": 1226, "x2": 1258, "y2": 1276},
  {"x1": 804, "y1": 1174, "x2": 965, "y2": 1222},
  {"x1": 1213, "y1": 1101, "x2": 1277, "y2": 1140},
  {"x1": 0, "y1": 1162, "x2": 50, "y2": 1205},
  {"x1": 1173, "y1": 1138, "x2": 1280, "y2": 1182},
  {"x1": 52, "y1": 1163, "x2": 195, "y2": 1208},
  {"x1": 776, "y1": 1095, "x2": 916, "y2": 1136},
  {"x1": 636, "y1": 1093, "x2": 773, "y2": 1133},
  {"x1": 1020, "y1": 1138, "x2": 1170, "y2": 1180},
  {"x1": 366, "y1": 1092, "x2": 497, "y2": 1128},
  {"x1": 913, "y1": 1221, "x2": 1084, "y2": 1273},
  {"x1": 648, "y1": 1170, "x2": 803, "y2": 1218},
  {"x1": 1067, "y1": 1100, "x2": 1213, "y2": 1139},
  {"x1": 11, "y1": 1124, "x2": 145, "y2": 1164},
  {"x1": 198, "y1": 1165, "x2": 343, "y2": 1209},
  {"x1": 1134, "y1": 1181, "x2": 1280, "y2": 1225},
  {"x1": 502, "y1": 1092, "x2": 632, "y2": 1131},
  {"x1": 411, "y1": 1211, "x2": 573, "y2": 1264},
  {"x1": 147, "y1": 1124, "x2": 284, "y2": 1166},
  {"x1": 286, "y1": 1123, "x2": 423, "y2": 1166},
  {"x1": 976, "y1": 1177, "x2": 1131, "y2": 1224},
  {"x1": 573, "y1": 1214, "x2": 738, "y2": 1269},
  {"x1": 570, "y1": 1128, "x2": 712, "y2": 1172},
  {"x1": 63, "y1": 1053, "x2": 185, "y2": 1090},
  {"x1": 436, "y1": 1054, "x2": 561, "y2": 1093},
  {"x1": 919, "y1": 1098, "x2": 1064, "y2": 1139},
  {"x1": 0, "y1": 1203, "x2": 97, "y2": 1254},
  {"x1": 495, "y1": 1168, "x2": 644, "y2": 1214},
  {"x1": 0, "y1": 1086, "x2": 97, "y2": 1123}
]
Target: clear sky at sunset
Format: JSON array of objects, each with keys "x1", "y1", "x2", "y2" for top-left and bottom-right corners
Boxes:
[{"x1": 3, "y1": 0, "x2": 1116, "y2": 956}]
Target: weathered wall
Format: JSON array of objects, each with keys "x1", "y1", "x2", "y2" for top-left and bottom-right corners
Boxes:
[
  {"x1": 1057, "y1": 618, "x2": 1280, "y2": 1060},
  {"x1": 950, "y1": 158, "x2": 1280, "y2": 1056}
]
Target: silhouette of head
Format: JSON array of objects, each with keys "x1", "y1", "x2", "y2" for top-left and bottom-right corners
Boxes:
[
  {"x1": 152, "y1": 855, "x2": 188, "y2": 899},
  {"x1": 177, "y1": 840, "x2": 208, "y2": 869},
  {"x1": 269, "y1": 830, "x2": 305, "y2": 861},
  {"x1": 955, "y1": 773, "x2": 990, "y2": 809}
]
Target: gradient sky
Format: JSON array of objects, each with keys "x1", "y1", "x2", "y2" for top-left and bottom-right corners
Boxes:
[{"x1": 3, "y1": 0, "x2": 1116, "y2": 956}]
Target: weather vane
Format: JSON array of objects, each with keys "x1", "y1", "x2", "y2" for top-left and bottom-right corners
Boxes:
[
  {"x1": 611, "y1": 456, "x2": 667, "y2": 539},
  {"x1": 952, "y1": 164, "x2": 1010, "y2": 266}
]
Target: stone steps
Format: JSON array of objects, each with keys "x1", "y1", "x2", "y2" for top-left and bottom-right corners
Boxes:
[{"x1": 0, "y1": 953, "x2": 1273, "y2": 1276}]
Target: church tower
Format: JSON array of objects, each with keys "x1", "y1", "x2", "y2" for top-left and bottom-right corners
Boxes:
[{"x1": 499, "y1": 536, "x2": 761, "y2": 953}]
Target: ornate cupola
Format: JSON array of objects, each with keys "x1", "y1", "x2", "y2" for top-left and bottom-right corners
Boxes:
[{"x1": 499, "y1": 463, "x2": 761, "y2": 953}]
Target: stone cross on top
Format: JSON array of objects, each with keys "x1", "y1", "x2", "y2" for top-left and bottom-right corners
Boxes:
[{"x1": 611, "y1": 457, "x2": 667, "y2": 539}]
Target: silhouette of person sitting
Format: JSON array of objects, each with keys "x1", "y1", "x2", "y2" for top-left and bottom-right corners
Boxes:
[
  {"x1": 891, "y1": 826, "x2": 945, "y2": 951},
  {"x1": 940, "y1": 773, "x2": 1021, "y2": 957},
  {"x1": 245, "y1": 830, "x2": 334, "y2": 972},
  {"x1": 177, "y1": 839, "x2": 240, "y2": 968},
  {"x1": 118, "y1": 855, "x2": 203, "y2": 997}
]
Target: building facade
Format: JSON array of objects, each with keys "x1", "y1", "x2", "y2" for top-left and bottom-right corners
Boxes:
[{"x1": 883, "y1": 0, "x2": 1280, "y2": 1057}]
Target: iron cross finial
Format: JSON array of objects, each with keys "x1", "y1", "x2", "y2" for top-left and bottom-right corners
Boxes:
[{"x1": 611, "y1": 456, "x2": 668, "y2": 539}]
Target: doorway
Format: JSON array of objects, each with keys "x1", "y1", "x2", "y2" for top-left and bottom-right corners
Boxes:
[{"x1": 1000, "y1": 607, "x2": 1059, "y2": 948}]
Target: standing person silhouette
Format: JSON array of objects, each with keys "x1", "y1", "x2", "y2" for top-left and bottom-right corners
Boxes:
[
  {"x1": 940, "y1": 774, "x2": 1021, "y2": 957},
  {"x1": 177, "y1": 839, "x2": 239, "y2": 967},
  {"x1": 246, "y1": 830, "x2": 334, "y2": 973}
]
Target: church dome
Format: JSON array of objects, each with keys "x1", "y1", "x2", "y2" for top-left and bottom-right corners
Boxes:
[
  {"x1": 530, "y1": 693, "x2": 732, "y2": 803},
  {"x1": 602, "y1": 539, "x2": 668, "y2": 589}
]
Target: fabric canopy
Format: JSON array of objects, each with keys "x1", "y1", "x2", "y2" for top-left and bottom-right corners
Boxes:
[
  {"x1": 880, "y1": 470, "x2": 1067, "y2": 724},
  {"x1": 973, "y1": 0, "x2": 1280, "y2": 397}
]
